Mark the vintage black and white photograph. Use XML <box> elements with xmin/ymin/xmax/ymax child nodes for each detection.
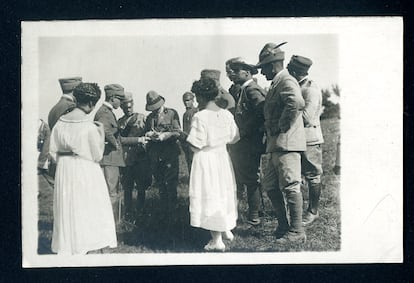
<box><xmin>21</xmin><ymin>18</ymin><xmax>402</xmax><ymax>266</ymax></box>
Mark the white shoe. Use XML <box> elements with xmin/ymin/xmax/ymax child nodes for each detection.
<box><xmin>204</xmin><ymin>240</ymin><xmax>225</xmax><ymax>252</ymax></box>
<box><xmin>222</xmin><ymin>231</ymin><xmax>234</xmax><ymax>242</ymax></box>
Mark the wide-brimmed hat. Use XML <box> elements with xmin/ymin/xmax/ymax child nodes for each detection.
<box><xmin>104</xmin><ymin>84</ymin><xmax>125</xmax><ymax>100</ymax></box>
<box><xmin>59</xmin><ymin>76</ymin><xmax>82</xmax><ymax>94</ymax></box>
<box><xmin>145</xmin><ymin>90</ymin><xmax>165</xmax><ymax>111</ymax></box>
<box><xmin>229</xmin><ymin>58</ymin><xmax>258</xmax><ymax>75</ymax></box>
<box><xmin>287</xmin><ymin>55</ymin><xmax>313</xmax><ymax>74</ymax></box>
<box><xmin>256</xmin><ymin>42</ymin><xmax>287</xmax><ymax>68</ymax></box>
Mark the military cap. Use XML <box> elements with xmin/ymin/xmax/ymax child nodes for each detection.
<box><xmin>229</xmin><ymin>58</ymin><xmax>258</xmax><ymax>75</ymax></box>
<box><xmin>225</xmin><ymin>57</ymin><xmax>243</xmax><ymax>67</ymax></box>
<box><xmin>122</xmin><ymin>91</ymin><xmax>134</xmax><ymax>104</ymax></box>
<box><xmin>104</xmin><ymin>84</ymin><xmax>125</xmax><ymax>100</ymax></box>
<box><xmin>200</xmin><ymin>69</ymin><xmax>221</xmax><ymax>81</ymax></box>
<box><xmin>59</xmin><ymin>76</ymin><xmax>82</xmax><ymax>94</ymax></box>
<box><xmin>182</xmin><ymin>91</ymin><xmax>195</xmax><ymax>101</ymax></box>
<box><xmin>256</xmin><ymin>42</ymin><xmax>287</xmax><ymax>68</ymax></box>
<box><xmin>145</xmin><ymin>90</ymin><xmax>165</xmax><ymax>111</ymax></box>
<box><xmin>287</xmin><ymin>55</ymin><xmax>313</xmax><ymax>74</ymax></box>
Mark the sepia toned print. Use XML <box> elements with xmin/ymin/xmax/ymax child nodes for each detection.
<box><xmin>22</xmin><ymin>18</ymin><xmax>402</xmax><ymax>266</ymax></box>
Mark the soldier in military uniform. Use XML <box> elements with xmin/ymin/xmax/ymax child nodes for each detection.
<box><xmin>118</xmin><ymin>92</ymin><xmax>152</xmax><ymax>219</ymax></box>
<box><xmin>48</xmin><ymin>77</ymin><xmax>82</xmax><ymax>130</ymax></box>
<box><xmin>94</xmin><ymin>84</ymin><xmax>126</xmax><ymax>220</ymax></box>
<box><xmin>287</xmin><ymin>55</ymin><xmax>324</xmax><ymax>226</ymax></box>
<box><xmin>181</xmin><ymin>91</ymin><xmax>198</xmax><ymax>174</ymax></box>
<box><xmin>200</xmin><ymin>69</ymin><xmax>236</xmax><ymax>114</ymax></box>
<box><xmin>225</xmin><ymin>57</ymin><xmax>242</xmax><ymax>103</ymax></box>
<box><xmin>37</xmin><ymin>119</ymin><xmax>51</xmax><ymax>174</ymax></box>
<box><xmin>227</xmin><ymin>58</ymin><xmax>266</xmax><ymax>225</ymax></box>
<box><xmin>256</xmin><ymin>42</ymin><xmax>307</xmax><ymax>243</ymax></box>
<box><xmin>48</xmin><ymin>76</ymin><xmax>82</xmax><ymax>177</ymax></box>
<box><xmin>144</xmin><ymin>91</ymin><xmax>181</xmax><ymax>223</ymax></box>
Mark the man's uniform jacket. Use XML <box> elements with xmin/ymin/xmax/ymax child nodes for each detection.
<box><xmin>94</xmin><ymin>103</ymin><xmax>125</xmax><ymax>167</ymax></box>
<box><xmin>48</xmin><ymin>95</ymin><xmax>76</xmax><ymax>130</ymax></box>
<box><xmin>264</xmin><ymin>69</ymin><xmax>306</xmax><ymax>153</ymax></box>
<box><xmin>300</xmin><ymin>78</ymin><xmax>324</xmax><ymax>145</ymax></box>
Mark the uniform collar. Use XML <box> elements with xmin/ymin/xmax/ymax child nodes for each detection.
<box><xmin>271</xmin><ymin>69</ymin><xmax>287</xmax><ymax>86</ymax></box>
<box><xmin>241</xmin><ymin>78</ymin><xmax>254</xmax><ymax>89</ymax></box>
<box><xmin>62</xmin><ymin>94</ymin><xmax>74</xmax><ymax>101</ymax></box>
<box><xmin>103</xmin><ymin>101</ymin><xmax>114</xmax><ymax>110</ymax></box>
<box><xmin>298</xmin><ymin>76</ymin><xmax>309</xmax><ymax>85</ymax></box>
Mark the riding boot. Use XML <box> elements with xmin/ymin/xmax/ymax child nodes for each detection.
<box><xmin>123</xmin><ymin>186</ymin><xmax>133</xmax><ymax>219</ymax></box>
<box><xmin>276</xmin><ymin>190</ymin><xmax>306</xmax><ymax>244</ymax></box>
<box><xmin>303</xmin><ymin>183</ymin><xmax>321</xmax><ymax>226</ymax></box>
<box><xmin>136</xmin><ymin>188</ymin><xmax>146</xmax><ymax>215</ymax></box>
<box><xmin>267</xmin><ymin>189</ymin><xmax>289</xmax><ymax>238</ymax></box>
<box><xmin>246</xmin><ymin>185</ymin><xmax>261</xmax><ymax>225</ymax></box>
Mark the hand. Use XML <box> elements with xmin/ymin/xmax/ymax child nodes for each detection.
<box><xmin>137</xmin><ymin>137</ymin><xmax>148</xmax><ymax>144</ymax></box>
<box><xmin>116</xmin><ymin>142</ymin><xmax>121</xmax><ymax>150</ymax></box>
<box><xmin>145</xmin><ymin>131</ymin><xmax>155</xmax><ymax>137</ymax></box>
<box><xmin>155</xmin><ymin>132</ymin><xmax>169</xmax><ymax>141</ymax></box>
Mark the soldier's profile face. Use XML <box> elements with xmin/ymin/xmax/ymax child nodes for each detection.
<box><xmin>260</xmin><ymin>63</ymin><xmax>274</xmax><ymax>80</ymax></box>
<box><xmin>226</xmin><ymin>65</ymin><xmax>237</xmax><ymax>82</ymax></box>
<box><xmin>111</xmin><ymin>97</ymin><xmax>121</xmax><ymax>109</ymax></box>
<box><xmin>121</xmin><ymin>102</ymin><xmax>134</xmax><ymax>116</ymax></box>
<box><xmin>233</xmin><ymin>69</ymin><xmax>249</xmax><ymax>84</ymax></box>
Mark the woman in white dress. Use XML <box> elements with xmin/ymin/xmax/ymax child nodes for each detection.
<box><xmin>187</xmin><ymin>78</ymin><xmax>240</xmax><ymax>252</ymax></box>
<box><xmin>50</xmin><ymin>83</ymin><xmax>117</xmax><ymax>255</ymax></box>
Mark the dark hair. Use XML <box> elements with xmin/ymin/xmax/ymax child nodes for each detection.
<box><xmin>73</xmin><ymin>83</ymin><xmax>101</xmax><ymax>105</ymax></box>
<box><xmin>191</xmin><ymin>77</ymin><xmax>218</xmax><ymax>102</ymax></box>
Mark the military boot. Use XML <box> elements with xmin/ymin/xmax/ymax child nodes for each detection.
<box><xmin>276</xmin><ymin>191</ymin><xmax>306</xmax><ymax>244</ymax></box>
<box><xmin>302</xmin><ymin>183</ymin><xmax>321</xmax><ymax>226</ymax></box>
<box><xmin>246</xmin><ymin>186</ymin><xmax>261</xmax><ymax>225</ymax></box>
<box><xmin>136</xmin><ymin>188</ymin><xmax>146</xmax><ymax>215</ymax></box>
<box><xmin>267</xmin><ymin>189</ymin><xmax>289</xmax><ymax>238</ymax></box>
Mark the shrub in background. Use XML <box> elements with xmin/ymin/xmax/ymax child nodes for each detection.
<box><xmin>321</xmin><ymin>84</ymin><xmax>341</xmax><ymax>120</ymax></box>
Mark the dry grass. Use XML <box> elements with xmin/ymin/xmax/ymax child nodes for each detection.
<box><xmin>37</xmin><ymin>117</ymin><xmax>340</xmax><ymax>254</ymax></box>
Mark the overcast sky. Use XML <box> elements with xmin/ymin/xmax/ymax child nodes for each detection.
<box><xmin>38</xmin><ymin>33</ymin><xmax>338</xmax><ymax>121</ymax></box>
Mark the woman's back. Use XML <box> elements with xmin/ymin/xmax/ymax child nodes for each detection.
<box><xmin>189</xmin><ymin>104</ymin><xmax>239</xmax><ymax>149</ymax></box>
<box><xmin>51</xmin><ymin>115</ymin><xmax>104</xmax><ymax>162</ymax></box>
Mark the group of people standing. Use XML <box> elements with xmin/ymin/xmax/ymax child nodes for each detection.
<box><xmin>37</xmin><ymin>41</ymin><xmax>326</xmax><ymax>254</ymax></box>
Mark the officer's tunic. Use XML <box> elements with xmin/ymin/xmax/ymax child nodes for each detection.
<box><xmin>37</xmin><ymin>119</ymin><xmax>51</xmax><ymax>169</ymax></box>
<box><xmin>231</xmin><ymin>79</ymin><xmax>266</xmax><ymax>186</ymax></box>
<box><xmin>261</xmin><ymin>69</ymin><xmax>306</xmax><ymax>194</ymax></box>
<box><xmin>299</xmin><ymin>77</ymin><xmax>324</xmax><ymax>183</ymax></box>
<box><xmin>144</xmin><ymin>107</ymin><xmax>181</xmax><ymax>210</ymax></box>
<box><xmin>118</xmin><ymin>112</ymin><xmax>152</xmax><ymax>213</ymax></box>
<box><xmin>48</xmin><ymin>94</ymin><xmax>76</xmax><ymax>130</ymax></box>
<box><xmin>182</xmin><ymin>106</ymin><xmax>198</xmax><ymax>172</ymax></box>
<box><xmin>94</xmin><ymin>102</ymin><xmax>125</xmax><ymax>203</ymax></box>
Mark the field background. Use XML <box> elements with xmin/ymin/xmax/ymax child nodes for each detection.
<box><xmin>38</xmin><ymin>117</ymin><xmax>340</xmax><ymax>254</ymax></box>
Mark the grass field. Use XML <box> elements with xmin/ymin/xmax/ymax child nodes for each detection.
<box><xmin>37</xmin><ymin>117</ymin><xmax>340</xmax><ymax>254</ymax></box>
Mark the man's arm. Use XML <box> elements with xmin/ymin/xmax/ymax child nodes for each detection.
<box><xmin>94</xmin><ymin>110</ymin><xmax>118</xmax><ymax>148</ymax></box>
<box><xmin>154</xmin><ymin>109</ymin><xmax>182</xmax><ymax>141</ymax></box>
<box><xmin>302</xmin><ymin>86</ymin><xmax>321</xmax><ymax>127</ymax></box>
<box><xmin>240</xmin><ymin>87</ymin><xmax>265</xmax><ymax>137</ymax></box>
<box><xmin>279</xmin><ymin>80</ymin><xmax>305</xmax><ymax>133</ymax></box>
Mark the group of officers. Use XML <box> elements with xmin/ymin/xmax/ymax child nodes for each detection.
<box><xmin>38</xmin><ymin>41</ymin><xmax>326</xmax><ymax>244</ymax></box>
